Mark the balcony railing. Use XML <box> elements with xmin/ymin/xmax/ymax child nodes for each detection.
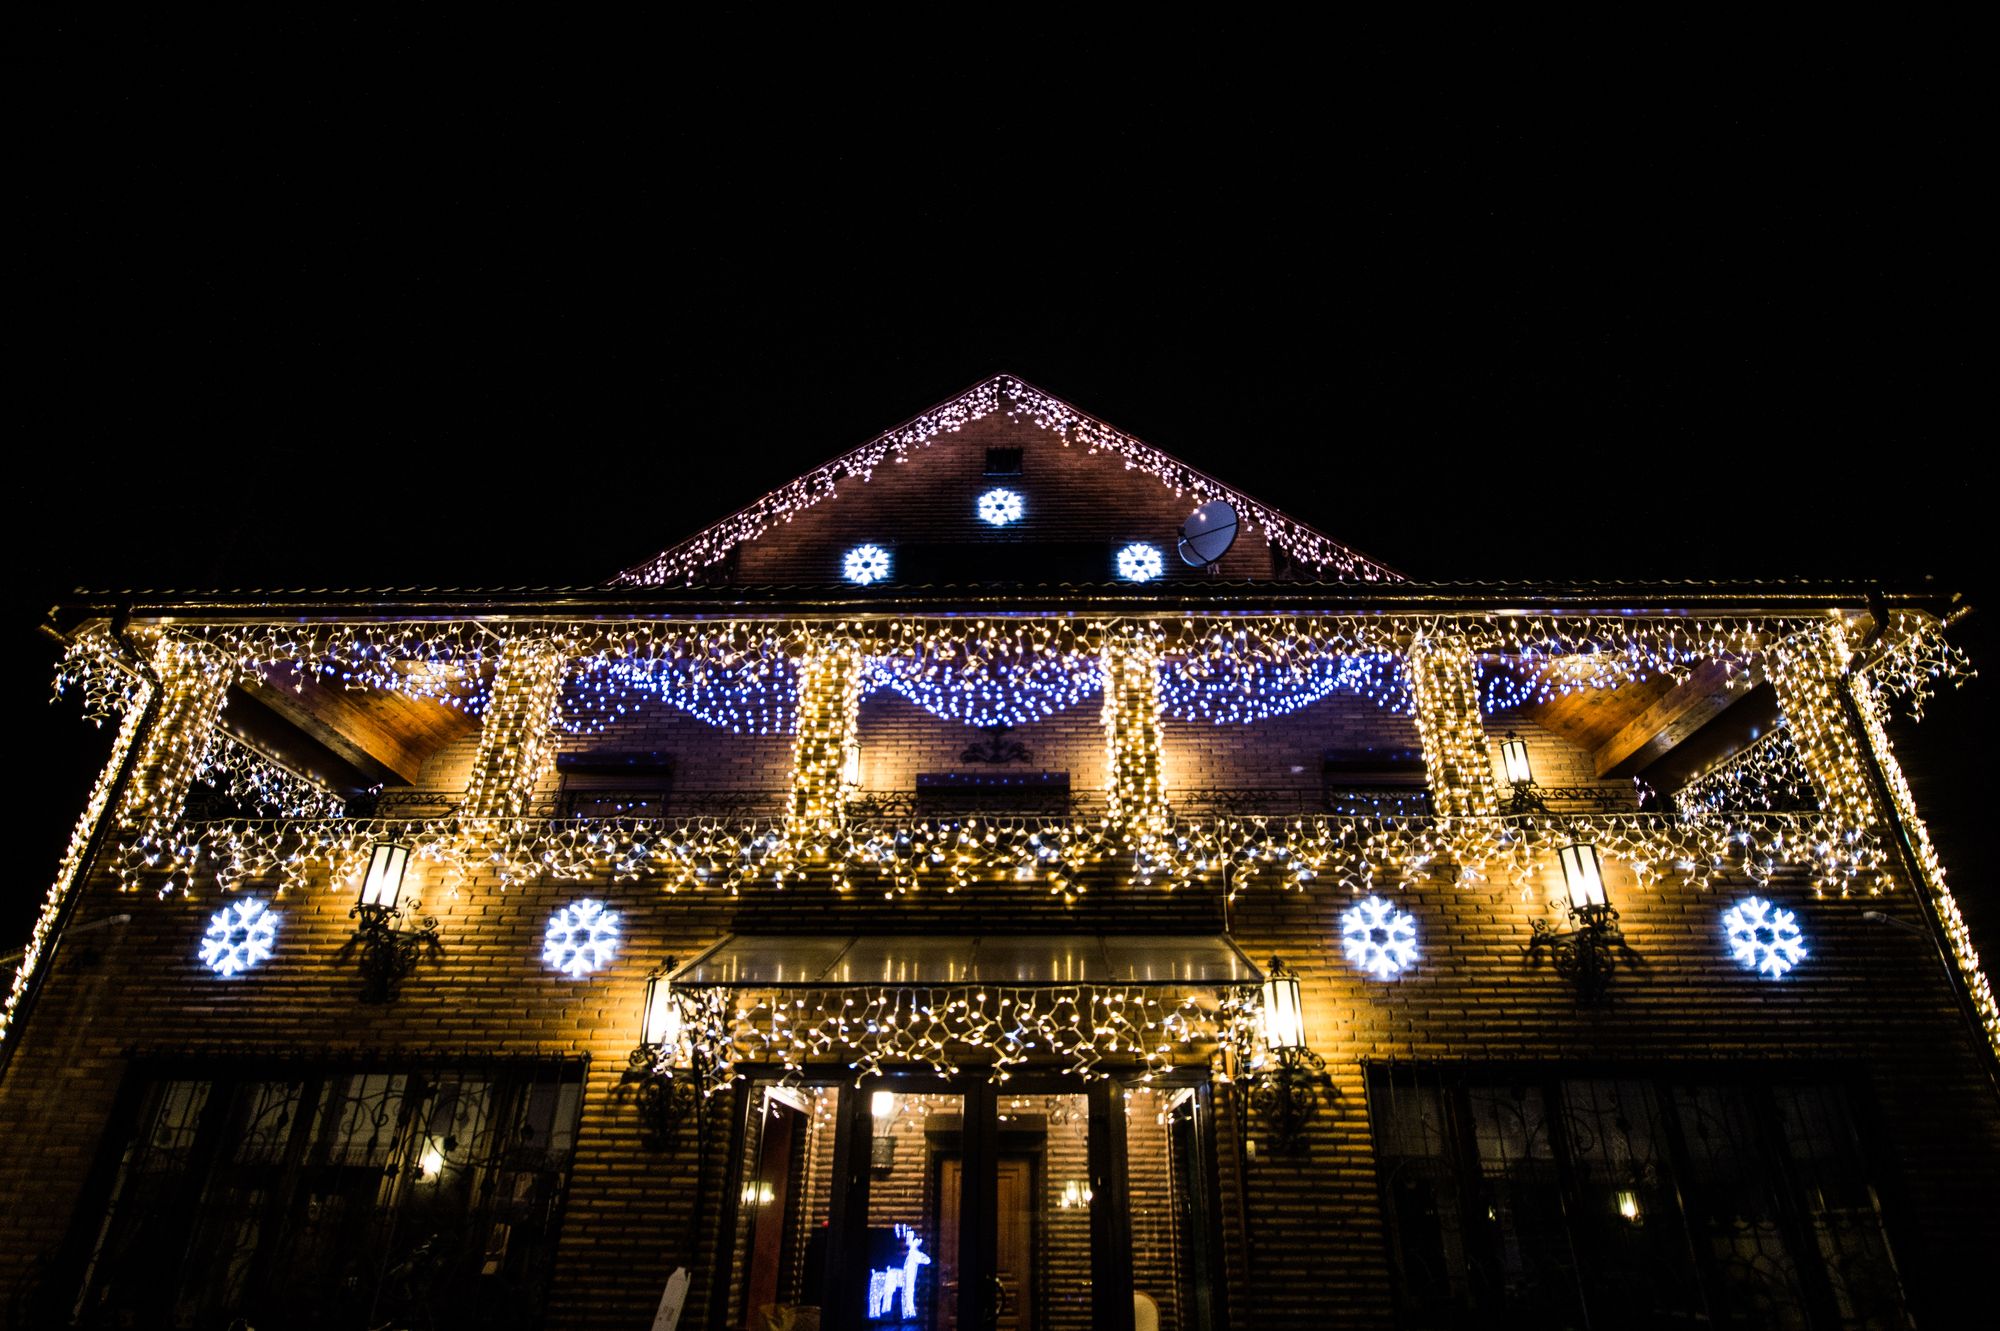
<box><xmin>294</xmin><ymin>781</ymin><xmax>1643</xmax><ymax>826</ymax></box>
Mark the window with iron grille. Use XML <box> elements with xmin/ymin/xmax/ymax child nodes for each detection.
<box><xmin>56</xmin><ymin>1056</ymin><xmax>585</xmax><ymax>1330</ymax></box>
<box><xmin>1368</xmin><ymin>1066</ymin><xmax>1912</xmax><ymax>1329</ymax></box>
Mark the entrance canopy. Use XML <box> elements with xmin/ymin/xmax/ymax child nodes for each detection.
<box><xmin>671</xmin><ymin>933</ymin><xmax>1263</xmax><ymax>988</ymax></box>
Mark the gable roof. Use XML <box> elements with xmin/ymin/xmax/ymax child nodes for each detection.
<box><xmin>610</xmin><ymin>374</ymin><xmax>1402</xmax><ymax>586</ymax></box>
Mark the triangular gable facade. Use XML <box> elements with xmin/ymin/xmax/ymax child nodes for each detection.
<box><xmin>612</xmin><ymin>375</ymin><xmax>1400</xmax><ymax>587</ymax></box>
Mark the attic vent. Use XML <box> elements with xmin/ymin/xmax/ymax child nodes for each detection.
<box><xmin>983</xmin><ymin>448</ymin><xmax>1023</xmax><ymax>476</ymax></box>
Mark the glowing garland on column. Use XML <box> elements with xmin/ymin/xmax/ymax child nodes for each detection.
<box><xmin>1849</xmin><ymin>668</ymin><xmax>2000</xmax><ymax>1055</ymax></box>
<box><xmin>463</xmin><ymin>639</ymin><xmax>567</xmax><ymax>823</ymax></box>
<box><xmin>0</xmin><ymin>688</ymin><xmax>150</xmax><ymax>1049</ymax></box>
<box><xmin>1407</xmin><ymin>635</ymin><xmax>1499</xmax><ymax>822</ymax></box>
<box><xmin>1768</xmin><ymin>623</ymin><xmax>1882</xmax><ymax>844</ymax></box>
<box><xmin>1102</xmin><ymin>634</ymin><xmax>1168</xmax><ymax>843</ymax></box>
<box><xmin>114</xmin><ymin>637</ymin><xmax>233</xmax><ymax>884</ymax></box>
<box><xmin>786</xmin><ymin>639</ymin><xmax>864</xmax><ymax>847</ymax></box>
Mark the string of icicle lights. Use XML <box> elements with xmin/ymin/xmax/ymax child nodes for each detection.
<box><xmin>610</xmin><ymin>375</ymin><xmax>1402</xmax><ymax>587</ymax></box>
<box><xmin>56</xmin><ymin>613</ymin><xmax>1862</xmax><ymax>739</ymax></box>
<box><xmin>126</xmin><ymin>807</ymin><xmax>1890</xmax><ymax>904</ymax></box>
<box><xmin>649</xmin><ymin>984</ymin><xmax>1263</xmax><ymax>1096</ymax></box>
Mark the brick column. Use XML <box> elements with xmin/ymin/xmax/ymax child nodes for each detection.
<box><xmin>784</xmin><ymin>637</ymin><xmax>863</xmax><ymax>843</ymax></box>
<box><xmin>1767</xmin><ymin>622</ymin><xmax>1881</xmax><ymax>840</ymax></box>
<box><xmin>1102</xmin><ymin>634</ymin><xmax>1168</xmax><ymax>839</ymax></box>
<box><xmin>1406</xmin><ymin>634</ymin><xmax>1498</xmax><ymax>821</ymax></box>
<box><xmin>463</xmin><ymin>638</ymin><xmax>567</xmax><ymax>823</ymax></box>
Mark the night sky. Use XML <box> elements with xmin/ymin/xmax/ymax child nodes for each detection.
<box><xmin>11</xmin><ymin>58</ymin><xmax>1990</xmax><ymax>957</ymax></box>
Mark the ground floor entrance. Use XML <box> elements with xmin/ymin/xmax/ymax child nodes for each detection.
<box><xmin>719</xmin><ymin>1070</ymin><xmax>1226</xmax><ymax>1331</ymax></box>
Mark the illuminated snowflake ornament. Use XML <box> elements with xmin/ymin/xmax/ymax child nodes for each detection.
<box><xmin>1115</xmin><ymin>542</ymin><xmax>1164</xmax><ymax>582</ymax></box>
<box><xmin>198</xmin><ymin>897</ymin><xmax>278</xmax><ymax>977</ymax></box>
<box><xmin>1341</xmin><ymin>895</ymin><xmax>1419</xmax><ymax>978</ymax></box>
<box><xmin>1722</xmin><ymin>895</ymin><xmax>1807</xmax><ymax>978</ymax></box>
<box><xmin>542</xmin><ymin>898</ymin><xmax>622</xmax><ymax>977</ymax></box>
<box><xmin>977</xmin><ymin>487</ymin><xmax>1024</xmax><ymax>526</ymax></box>
<box><xmin>843</xmin><ymin>543</ymin><xmax>892</xmax><ymax>585</ymax></box>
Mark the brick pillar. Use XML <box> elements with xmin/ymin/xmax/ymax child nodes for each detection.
<box><xmin>1406</xmin><ymin>634</ymin><xmax>1498</xmax><ymax>821</ymax></box>
<box><xmin>115</xmin><ymin>635</ymin><xmax>233</xmax><ymax>853</ymax></box>
<box><xmin>1767</xmin><ymin>622</ymin><xmax>1882</xmax><ymax>840</ymax></box>
<box><xmin>463</xmin><ymin>638</ymin><xmax>567</xmax><ymax>823</ymax></box>
<box><xmin>785</xmin><ymin>637</ymin><xmax>862</xmax><ymax>843</ymax></box>
<box><xmin>1102</xmin><ymin>635</ymin><xmax>1168</xmax><ymax>839</ymax></box>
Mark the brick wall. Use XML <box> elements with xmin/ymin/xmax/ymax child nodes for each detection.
<box><xmin>725</xmin><ymin>413</ymin><xmax>1281</xmax><ymax>587</ymax></box>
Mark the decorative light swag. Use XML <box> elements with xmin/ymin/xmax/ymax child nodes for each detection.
<box><xmin>341</xmin><ymin>840</ymin><xmax>439</xmax><ymax>1003</ymax></box>
<box><xmin>1247</xmin><ymin>957</ymin><xmax>1330</xmax><ymax>1155</ymax></box>
<box><xmin>1528</xmin><ymin>839</ymin><xmax>1632</xmax><ymax>1003</ymax></box>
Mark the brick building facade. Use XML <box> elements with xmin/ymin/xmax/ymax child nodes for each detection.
<box><xmin>2</xmin><ymin>375</ymin><xmax>1995</xmax><ymax>1329</ymax></box>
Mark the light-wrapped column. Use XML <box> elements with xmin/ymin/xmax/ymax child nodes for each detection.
<box><xmin>115</xmin><ymin>635</ymin><xmax>233</xmax><ymax>852</ymax></box>
<box><xmin>1851</xmin><ymin>662</ymin><xmax>2000</xmax><ymax>1057</ymax></box>
<box><xmin>1407</xmin><ymin>634</ymin><xmax>1498</xmax><ymax>821</ymax></box>
<box><xmin>1768</xmin><ymin>622</ymin><xmax>1881</xmax><ymax>838</ymax></box>
<box><xmin>785</xmin><ymin>638</ymin><xmax>863</xmax><ymax>843</ymax></box>
<box><xmin>1102</xmin><ymin>635</ymin><xmax>1168</xmax><ymax>840</ymax></box>
<box><xmin>2</xmin><ymin>688</ymin><xmax>151</xmax><ymax>1051</ymax></box>
<box><xmin>463</xmin><ymin>638</ymin><xmax>567</xmax><ymax>823</ymax></box>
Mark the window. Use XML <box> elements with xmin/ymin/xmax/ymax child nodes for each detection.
<box><xmin>1369</xmin><ymin>1066</ymin><xmax>1911</xmax><ymax>1329</ymax></box>
<box><xmin>60</xmin><ymin>1057</ymin><xmax>584</xmax><ymax>1330</ymax></box>
<box><xmin>983</xmin><ymin>447</ymin><xmax>1023</xmax><ymax>476</ymax></box>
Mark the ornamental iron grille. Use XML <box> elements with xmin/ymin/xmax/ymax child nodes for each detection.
<box><xmin>1367</xmin><ymin>1066</ymin><xmax>1912</xmax><ymax>1329</ymax></box>
<box><xmin>51</xmin><ymin>1057</ymin><xmax>585</xmax><ymax>1330</ymax></box>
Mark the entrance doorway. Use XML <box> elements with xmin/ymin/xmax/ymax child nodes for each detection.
<box><xmin>720</xmin><ymin>1073</ymin><xmax>1224</xmax><ymax>1331</ymax></box>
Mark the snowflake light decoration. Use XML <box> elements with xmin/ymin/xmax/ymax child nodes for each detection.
<box><xmin>1341</xmin><ymin>895</ymin><xmax>1419</xmax><ymax>978</ymax></box>
<box><xmin>1722</xmin><ymin>895</ymin><xmax>1808</xmax><ymax>978</ymax></box>
<box><xmin>1115</xmin><ymin>542</ymin><xmax>1164</xmax><ymax>582</ymax></box>
<box><xmin>843</xmin><ymin>544</ymin><xmax>892</xmax><ymax>585</ymax></box>
<box><xmin>542</xmin><ymin>898</ymin><xmax>622</xmax><ymax>977</ymax></box>
<box><xmin>198</xmin><ymin>897</ymin><xmax>278</xmax><ymax>977</ymax></box>
<box><xmin>977</xmin><ymin>487</ymin><xmax>1024</xmax><ymax>526</ymax></box>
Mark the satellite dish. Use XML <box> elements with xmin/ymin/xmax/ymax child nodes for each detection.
<box><xmin>1178</xmin><ymin>498</ymin><xmax>1239</xmax><ymax>568</ymax></box>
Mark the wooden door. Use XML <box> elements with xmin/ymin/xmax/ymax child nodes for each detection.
<box><xmin>937</xmin><ymin>1156</ymin><xmax>1035</xmax><ymax>1331</ymax></box>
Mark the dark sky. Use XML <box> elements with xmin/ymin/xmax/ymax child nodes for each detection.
<box><xmin>11</xmin><ymin>54</ymin><xmax>1990</xmax><ymax>954</ymax></box>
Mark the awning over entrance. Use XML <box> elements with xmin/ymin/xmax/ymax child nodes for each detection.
<box><xmin>671</xmin><ymin>934</ymin><xmax>1263</xmax><ymax>988</ymax></box>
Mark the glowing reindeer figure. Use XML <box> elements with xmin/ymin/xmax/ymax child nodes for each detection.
<box><xmin>865</xmin><ymin>1225</ymin><xmax>931</xmax><ymax>1321</ymax></box>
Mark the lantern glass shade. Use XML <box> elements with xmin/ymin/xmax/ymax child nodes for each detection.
<box><xmin>359</xmin><ymin>842</ymin><xmax>411</xmax><ymax>909</ymax></box>
<box><xmin>641</xmin><ymin>969</ymin><xmax>681</xmax><ymax>1051</ymax></box>
<box><xmin>842</xmin><ymin>741</ymin><xmax>862</xmax><ymax>788</ymax></box>
<box><xmin>1261</xmin><ymin>964</ymin><xmax>1306</xmax><ymax>1051</ymax></box>
<box><xmin>871</xmin><ymin>1090</ymin><xmax>897</xmax><ymax>1122</ymax></box>
<box><xmin>1558</xmin><ymin>841</ymin><xmax>1608</xmax><ymax>911</ymax></box>
<box><xmin>1500</xmin><ymin>734</ymin><xmax>1533</xmax><ymax>786</ymax></box>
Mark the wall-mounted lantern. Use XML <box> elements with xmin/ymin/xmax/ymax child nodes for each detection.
<box><xmin>624</xmin><ymin>960</ymin><xmax>698</xmax><ymax>1149</ymax></box>
<box><xmin>343</xmin><ymin>841</ymin><xmax>439</xmax><ymax>1003</ymax></box>
<box><xmin>871</xmin><ymin>1089</ymin><xmax>899</xmax><ymax>1171</ymax></box>
<box><xmin>1247</xmin><ymin>957</ymin><xmax>1331</xmax><ymax>1155</ymax></box>
<box><xmin>1500</xmin><ymin>732</ymin><xmax>1546</xmax><ymax>814</ymax></box>
<box><xmin>1528</xmin><ymin>838</ymin><xmax>1632</xmax><ymax>1002</ymax></box>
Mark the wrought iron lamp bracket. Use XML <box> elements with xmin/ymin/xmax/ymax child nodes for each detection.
<box><xmin>342</xmin><ymin>900</ymin><xmax>441</xmax><ymax>1004</ymax></box>
<box><xmin>1526</xmin><ymin>901</ymin><xmax>1634</xmax><ymax>1003</ymax></box>
<box><xmin>1248</xmin><ymin>1046</ymin><xmax>1333</xmax><ymax>1156</ymax></box>
<box><xmin>621</xmin><ymin>1046</ymin><xmax>701</xmax><ymax>1151</ymax></box>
